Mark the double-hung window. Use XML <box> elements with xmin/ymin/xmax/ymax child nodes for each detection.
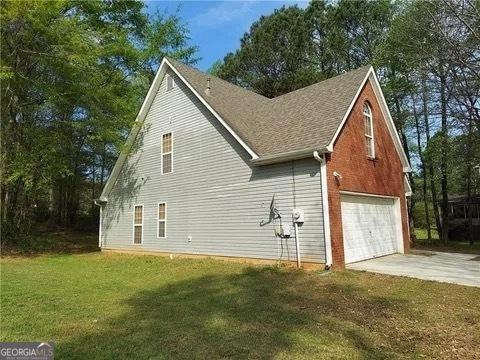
<box><xmin>133</xmin><ymin>205</ymin><xmax>143</xmax><ymax>244</ymax></box>
<box><xmin>363</xmin><ymin>102</ymin><xmax>375</xmax><ymax>158</ymax></box>
<box><xmin>157</xmin><ymin>203</ymin><xmax>166</xmax><ymax>238</ymax></box>
<box><xmin>162</xmin><ymin>132</ymin><xmax>173</xmax><ymax>174</ymax></box>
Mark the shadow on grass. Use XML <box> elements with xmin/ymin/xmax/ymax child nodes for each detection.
<box><xmin>60</xmin><ymin>267</ymin><xmax>410</xmax><ymax>359</ymax></box>
<box><xmin>2</xmin><ymin>229</ymin><xmax>99</xmax><ymax>257</ymax></box>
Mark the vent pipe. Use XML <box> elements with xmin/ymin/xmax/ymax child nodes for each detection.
<box><xmin>206</xmin><ymin>78</ymin><xmax>211</xmax><ymax>96</ymax></box>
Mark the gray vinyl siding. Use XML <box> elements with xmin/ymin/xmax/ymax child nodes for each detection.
<box><xmin>101</xmin><ymin>71</ymin><xmax>326</xmax><ymax>263</ymax></box>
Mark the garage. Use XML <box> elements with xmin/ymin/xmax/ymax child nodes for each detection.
<box><xmin>340</xmin><ymin>194</ymin><xmax>402</xmax><ymax>264</ymax></box>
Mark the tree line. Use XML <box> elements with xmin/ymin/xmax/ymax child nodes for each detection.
<box><xmin>1</xmin><ymin>0</ymin><xmax>196</xmax><ymax>243</ymax></box>
<box><xmin>1</xmin><ymin>0</ymin><xmax>479</xmax><ymax>245</ymax></box>
<box><xmin>212</xmin><ymin>0</ymin><xmax>479</xmax><ymax>244</ymax></box>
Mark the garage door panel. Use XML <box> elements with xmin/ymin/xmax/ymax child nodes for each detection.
<box><xmin>341</xmin><ymin>195</ymin><xmax>398</xmax><ymax>264</ymax></box>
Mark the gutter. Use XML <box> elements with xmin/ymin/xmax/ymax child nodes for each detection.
<box><xmin>94</xmin><ymin>197</ymin><xmax>108</xmax><ymax>206</ymax></box>
<box><xmin>251</xmin><ymin>147</ymin><xmax>331</xmax><ymax>166</ymax></box>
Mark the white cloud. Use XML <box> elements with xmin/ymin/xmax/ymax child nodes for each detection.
<box><xmin>192</xmin><ymin>1</ymin><xmax>256</xmax><ymax>27</ymax></box>
<box><xmin>192</xmin><ymin>0</ymin><xmax>310</xmax><ymax>29</ymax></box>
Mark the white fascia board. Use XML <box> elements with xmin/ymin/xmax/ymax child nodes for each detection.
<box><xmin>99</xmin><ymin>120</ymin><xmax>144</xmax><ymax>200</ymax></box>
<box><xmin>326</xmin><ymin>67</ymin><xmax>411</xmax><ymax>173</ymax></box>
<box><xmin>327</xmin><ymin>67</ymin><xmax>372</xmax><ymax>154</ymax></box>
<box><xmin>99</xmin><ymin>59</ymin><xmax>169</xmax><ymax>200</ymax></box>
<box><xmin>404</xmin><ymin>174</ymin><xmax>413</xmax><ymax>196</ymax></box>
<box><xmin>369</xmin><ymin>70</ymin><xmax>411</xmax><ymax>173</ymax></box>
<box><xmin>100</xmin><ymin>58</ymin><xmax>259</xmax><ymax>201</ymax></box>
<box><xmin>164</xmin><ymin>58</ymin><xmax>259</xmax><ymax>160</ymax></box>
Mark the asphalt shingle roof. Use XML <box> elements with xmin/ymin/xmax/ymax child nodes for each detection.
<box><xmin>167</xmin><ymin>57</ymin><xmax>371</xmax><ymax>158</ymax></box>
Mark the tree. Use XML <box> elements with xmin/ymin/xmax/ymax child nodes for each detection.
<box><xmin>207</xmin><ymin>60</ymin><xmax>223</xmax><ymax>76</ymax></box>
<box><xmin>0</xmin><ymin>0</ymin><xmax>197</xmax><ymax>242</ymax></box>
<box><xmin>215</xmin><ymin>0</ymin><xmax>479</xmax><ymax>244</ymax></box>
<box><xmin>323</xmin><ymin>0</ymin><xmax>396</xmax><ymax>72</ymax></box>
<box><xmin>381</xmin><ymin>0</ymin><xmax>480</xmax><ymax>243</ymax></box>
<box><xmin>216</xmin><ymin>6</ymin><xmax>319</xmax><ymax>98</ymax></box>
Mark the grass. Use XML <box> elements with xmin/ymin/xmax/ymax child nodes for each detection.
<box><xmin>1</xmin><ymin>251</ymin><xmax>479</xmax><ymax>359</ymax></box>
<box><xmin>414</xmin><ymin>228</ymin><xmax>480</xmax><ymax>254</ymax></box>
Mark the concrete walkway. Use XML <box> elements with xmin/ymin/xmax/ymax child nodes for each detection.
<box><xmin>347</xmin><ymin>250</ymin><xmax>480</xmax><ymax>287</ymax></box>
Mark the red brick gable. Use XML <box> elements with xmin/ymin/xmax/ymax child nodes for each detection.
<box><xmin>326</xmin><ymin>80</ymin><xmax>410</xmax><ymax>268</ymax></box>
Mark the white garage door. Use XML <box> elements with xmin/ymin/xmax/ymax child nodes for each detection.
<box><xmin>341</xmin><ymin>194</ymin><xmax>399</xmax><ymax>264</ymax></box>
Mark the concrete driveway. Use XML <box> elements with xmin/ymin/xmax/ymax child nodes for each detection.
<box><xmin>347</xmin><ymin>250</ymin><xmax>480</xmax><ymax>287</ymax></box>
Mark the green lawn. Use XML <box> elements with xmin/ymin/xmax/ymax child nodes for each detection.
<box><xmin>414</xmin><ymin>228</ymin><xmax>480</xmax><ymax>254</ymax></box>
<box><xmin>1</xmin><ymin>253</ymin><xmax>479</xmax><ymax>359</ymax></box>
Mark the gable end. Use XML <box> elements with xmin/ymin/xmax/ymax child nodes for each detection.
<box><xmin>98</xmin><ymin>59</ymin><xmax>259</xmax><ymax>201</ymax></box>
<box><xmin>327</xmin><ymin>68</ymin><xmax>411</xmax><ymax>173</ymax></box>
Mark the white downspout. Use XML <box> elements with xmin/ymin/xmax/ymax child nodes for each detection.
<box><xmin>94</xmin><ymin>199</ymin><xmax>105</xmax><ymax>248</ymax></box>
<box><xmin>313</xmin><ymin>151</ymin><xmax>333</xmax><ymax>269</ymax></box>
<box><xmin>98</xmin><ymin>206</ymin><xmax>102</xmax><ymax>248</ymax></box>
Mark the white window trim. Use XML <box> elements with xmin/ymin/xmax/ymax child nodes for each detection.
<box><xmin>161</xmin><ymin>132</ymin><xmax>173</xmax><ymax>175</ymax></box>
<box><xmin>363</xmin><ymin>102</ymin><xmax>375</xmax><ymax>159</ymax></box>
<box><xmin>132</xmin><ymin>204</ymin><xmax>144</xmax><ymax>245</ymax></box>
<box><xmin>166</xmin><ymin>73</ymin><xmax>175</xmax><ymax>91</ymax></box>
<box><xmin>157</xmin><ymin>202</ymin><xmax>167</xmax><ymax>238</ymax></box>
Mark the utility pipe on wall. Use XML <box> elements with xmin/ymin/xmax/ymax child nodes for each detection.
<box><xmin>294</xmin><ymin>221</ymin><xmax>301</xmax><ymax>268</ymax></box>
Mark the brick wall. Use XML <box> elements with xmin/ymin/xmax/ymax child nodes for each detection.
<box><xmin>326</xmin><ymin>80</ymin><xmax>410</xmax><ymax>269</ymax></box>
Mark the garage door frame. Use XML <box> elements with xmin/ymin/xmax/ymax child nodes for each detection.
<box><xmin>339</xmin><ymin>190</ymin><xmax>404</xmax><ymax>264</ymax></box>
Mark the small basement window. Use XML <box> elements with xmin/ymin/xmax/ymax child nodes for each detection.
<box><xmin>162</xmin><ymin>132</ymin><xmax>173</xmax><ymax>174</ymax></box>
<box><xmin>363</xmin><ymin>102</ymin><xmax>375</xmax><ymax>158</ymax></box>
<box><xmin>157</xmin><ymin>203</ymin><xmax>166</xmax><ymax>238</ymax></box>
<box><xmin>133</xmin><ymin>205</ymin><xmax>143</xmax><ymax>244</ymax></box>
<box><xmin>166</xmin><ymin>74</ymin><xmax>175</xmax><ymax>91</ymax></box>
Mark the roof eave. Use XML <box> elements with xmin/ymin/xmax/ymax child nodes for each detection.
<box><xmin>251</xmin><ymin>147</ymin><xmax>331</xmax><ymax>166</ymax></box>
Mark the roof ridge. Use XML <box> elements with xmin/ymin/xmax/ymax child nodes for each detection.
<box><xmin>272</xmin><ymin>65</ymin><xmax>372</xmax><ymax>101</ymax></box>
<box><xmin>165</xmin><ymin>57</ymin><xmax>270</xmax><ymax>101</ymax></box>
<box><xmin>166</xmin><ymin>57</ymin><xmax>372</xmax><ymax>102</ymax></box>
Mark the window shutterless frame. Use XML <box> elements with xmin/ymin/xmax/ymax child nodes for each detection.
<box><xmin>161</xmin><ymin>132</ymin><xmax>173</xmax><ymax>174</ymax></box>
<box><xmin>157</xmin><ymin>202</ymin><xmax>167</xmax><ymax>238</ymax></box>
<box><xmin>363</xmin><ymin>102</ymin><xmax>375</xmax><ymax>159</ymax></box>
<box><xmin>133</xmin><ymin>204</ymin><xmax>144</xmax><ymax>245</ymax></box>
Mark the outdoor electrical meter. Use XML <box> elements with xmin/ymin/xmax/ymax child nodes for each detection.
<box><xmin>292</xmin><ymin>209</ymin><xmax>305</xmax><ymax>223</ymax></box>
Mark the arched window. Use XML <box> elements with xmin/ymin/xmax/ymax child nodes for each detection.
<box><xmin>363</xmin><ymin>102</ymin><xmax>375</xmax><ymax>158</ymax></box>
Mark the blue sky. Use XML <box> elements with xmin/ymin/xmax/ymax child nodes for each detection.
<box><xmin>145</xmin><ymin>1</ymin><xmax>308</xmax><ymax>71</ymax></box>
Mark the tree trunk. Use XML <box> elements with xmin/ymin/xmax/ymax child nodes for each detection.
<box><xmin>466</xmin><ymin>113</ymin><xmax>474</xmax><ymax>246</ymax></box>
<box><xmin>91</xmin><ymin>164</ymin><xmax>96</xmax><ymax>218</ymax></box>
<box><xmin>438</xmin><ymin>64</ymin><xmax>449</xmax><ymax>244</ymax></box>
<box><xmin>100</xmin><ymin>143</ymin><xmax>106</xmax><ymax>188</ymax></box>
<box><xmin>411</xmin><ymin>94</ymin><xmax>432</xmax><ymax>242</ymax></box>
<box><xmin>422</xmin><ymin>77</ymin><xmax>442</xmax><ymax>240</ymax></box>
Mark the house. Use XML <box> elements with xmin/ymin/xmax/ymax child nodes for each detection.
<box><xmin>95</xmin><ymin>57</ymin><xmax>411</xmax><ymax>269</ymax></box>
<box><xmin>441</xmin><ymin>195</ymin><xmax>480</xmax><ymax>241</ymax></box>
